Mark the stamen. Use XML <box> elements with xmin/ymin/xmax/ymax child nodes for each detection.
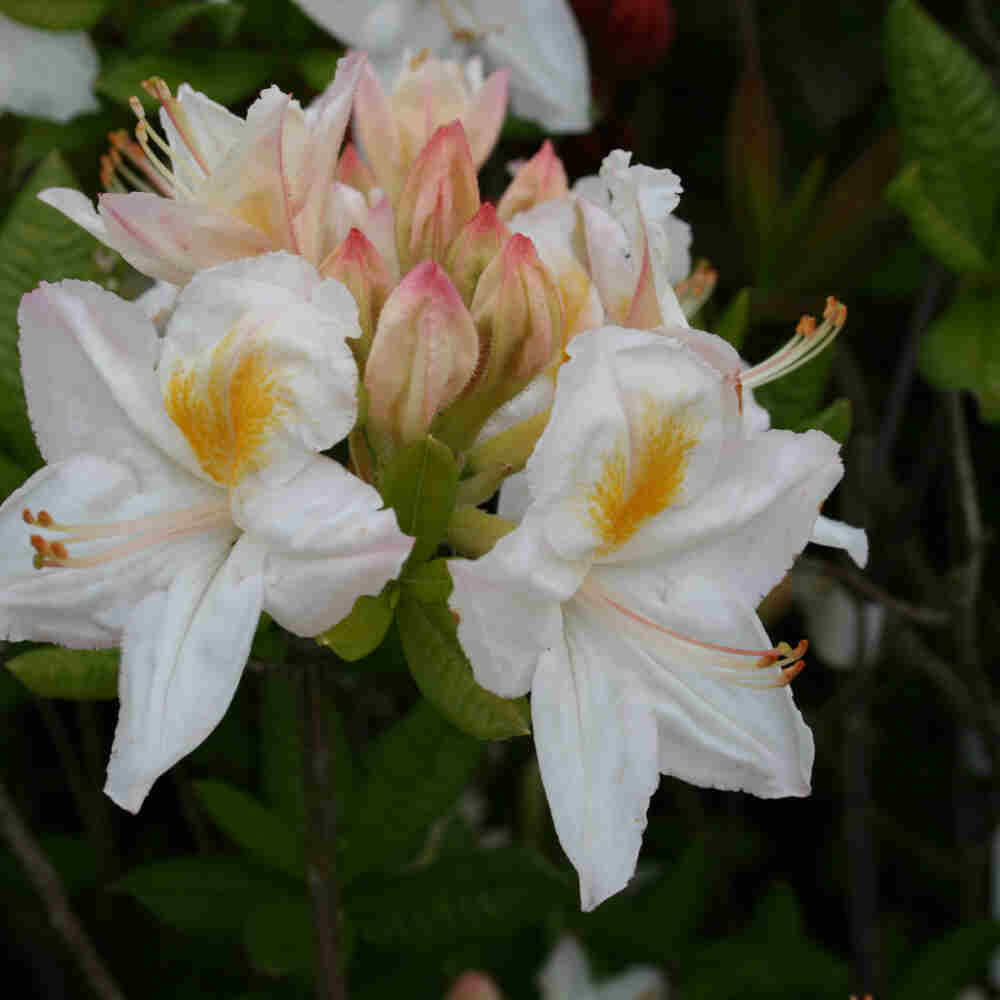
<box><xmin>23</xmin><ymin>501</ymin><xmax>230</xmax><ymax>571</ymax></box>
<box><xmin>674</xmin><ymin>260</ymin><xmax>718</xmax><ymax>320</ymax></box>
<box><xmin>435</xmin><ymin>0</ymin><xmax>503</xmax><ymax>40</ymax></box>
<box><xmin>739</xmin><ymin>297</ymin><xmax>847</xmax><ymax>390</ymax></box>
<box><xmin>105</xmin><ymin>130</ymin><xmax>173</xmax><ymax>195</ymax></box>
<box><xmin>577</xmin><ymin>576</ymin><xmax>808</xmax><ymax>688</ymax></box>
<box><xmin>141</xmin><ymin>77</ymin><xmax>211</xmax><ymax>177</ymax></box>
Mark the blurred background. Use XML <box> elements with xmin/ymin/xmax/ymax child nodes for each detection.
<box><xmin>1</xmin><ymin>0</ymin><xmax>999</xmax><ymax>997</ymax></box>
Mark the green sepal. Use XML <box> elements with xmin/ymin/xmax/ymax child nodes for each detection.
<box><xmin>397</xmin><ymin>564</ymin><xmax>531</xmax><ymax>740</ymax></box>
<box><xmin>380</xmin><ymin>434</ymin><xmax>460</xmax><ymax>566</ymax></box>
<box><xmin>6</xmin><ymin>647</ymin><xmax>118</xmax><ymax>700</ymax></box>
<box><xmin>317</xmin><ymin>589</ymin><xmax>396</xmax><ymax>662</ymax></box>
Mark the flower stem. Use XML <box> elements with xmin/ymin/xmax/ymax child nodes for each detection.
<box><xmin>300</xmin><ymin>660</ymin><xmax>346</xmax><ymax>1000</ymax></box>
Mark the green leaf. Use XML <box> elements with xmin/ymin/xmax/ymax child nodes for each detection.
<box><xmin>380</xmin><ymin>435</ymin><xmax>460</xmax><ymax>565</ymax></box>
<box><xmin>298</xmin><ymin>49</ymin><xmax>346</xmax><ymax>92</ymax></box>
<box><xmin>887</xmin><ymin>0</ymin><xmax>1000</xmax><ymax>257</ymax></box>
<box><xmin>12</xmin><ymin>111</ymin><xmax>119</xmax><ymax>178</ymax></box>
<box><xmin>344</xmin><ymin>848</ymin><xmax>572</xmax><ymax>954</ymax></box>
<box><xmin>918</xmin><ymin>287</ymin><xmax>1000</xmax><ymax>420</ymax></box>
<box><xmin>115</xmin><ymin>857</ymin><xmax>301</xmax><ymax>936</ymax></box>
<box><xmin>792</xmin><ymin>397</ymin><xmax>852</xmax><ymax>443</ymax></box>
<box><xmin>397</xmin><ymin>573</ymin><xmax>531</xmax><ymax>740</ymax></box>
<box><xmin>0</xmin><ymin>0</ymin><xmax>107</xmax><ymax>30</ymax></box>
<box><xmin>130</xmin><ymin>1</ymin><xmax>245</xmax><ymax>49</ymax></box>
<box><xmin>258</xmin><ymin>668</ymin><xmax>304</xmax><ymax>834</ymax></box>
<box><xmin>341</xmin><ymin>700</ymin><xmax>481</xmax><ymax>883</ymax></box>
<box><xmin>98</xmin><ymin>51</ymin><xmax>287</xmax><ymax>110</ymax></box>
<box><xmin>191</xmin><ymin>780</ymin><xmax>304</xmax><ymax>880</ymax></box>
<box><xmin>753</xmin><ymin>343</ymin><xmax>835</xmax><ymax>430</ymax></box>
<box><xmin>0</xmin><ymin>153</ymin><xmax>103</xmax><ymax>468</ymax></box>
<box><xmin>400</xmin><ymin>558</ymin><xmax>453</xmax><ymax>605</ymax></box>
<box><xmin>6</xmin><ymin>647</ymin><xmax>118</xmax><ymax>700</ymax></box>
<box><xmin>714</xmin><ymin>288</ymin><xmax>752</xmax><ymax>350</ymax></box>
<box><xmin>886</xmin><ymin>162</ymin><xmax>991</xmax><ymax>273</ymax></box>
<box><xmin>317</xmin><ymin>590</ymin><xmax>395</xmax><ymax>662</ymax></box>
<box><xmin>243</xmin><ymin>900</ymin><xmax>314</xmax><ymax>977</ymax></box>
<box><xmin>890</xmin><ymin>921</ymin><xmax>1000</xmax><ymax>1000</ymax></box>
<box><xmin>0</xmin><ymin>451</ymin><xmax>27</xmax><ymax>502</ymax></box>
<box><xmin>250</xmin><ymin>612</ymin><xmax>288</xmax><ymax>665</ymax></box>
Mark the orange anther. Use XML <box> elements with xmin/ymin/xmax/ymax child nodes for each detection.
<box><xmin>30</xmin><ymin>535</ymin><xmax>48</xmax><ymax>554</ymax></box>
<box><xmin>37</xmin><ymin>510</ymin><xmax>53</xmax><ymax>527</ymax></box>
<box><xmin>780</xmin><ymin>660</ymin><xmax>806</xmax><ymax>684</ymax></box>
<box><xmin>22</xmin><ymin>509</ymin><xmax>34</xmax><ymax>524</ymax></box>
<box><xmin>50</xmin><ymin>541</ymin><xmax>68</xmax><ymax>560</ymax></box>
<box><xmin>796</xmin><ymin>315</ymin><xmax>817</xmax><ymax>336</ymax></box>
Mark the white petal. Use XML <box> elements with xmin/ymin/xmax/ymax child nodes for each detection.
<box><xmin>37</xmin><ymin>188</ymin><xmax>108</xmax><ymax>242</ymax></box>
<box><xmin>810</xmin><ymin>513</ymin><xmax>868</xmax><ymax>568</ymax></box>
<box><xmin>595</xmin><ymin>968</ymin><xmax>666</xmax><ymax>1000</ymax></box>
<box><xmin>533</xmin><ymin>608</ymin><xmax>659</xmax><ymax>910</ymax></box>
<box><xmin>18</xmin><ymin>280</ymin><xmax>196</xmax><ymax>473</ymax></box>
<box><xmin>234</xmin><ymin>457</ymin><xmax>411</xmax><ymax>636</ymax></box>
<box><xmin>105</xmin><ymin>533</ymin><xmax>263</xmax><ymax>812</ymax></box>
<box><xmin>538</xmin><ymin>937</ymin><xmax>594</xmax><ymax>999</ymax></box>
<box><xmin>496</xmin><ymin>468</ymin><xmax>532</xmax><ymax>521</ymax></box>
<box><xmin>165</xmin><ymin>84</ymin><xmax>245</xmax><ymax>185</ymax></box>
<box><xmin>476</xmin><ymin>373</ymin><xmax>554</xmax><ymax>445</ymax></box>
<box><xmin>0</xmin><ymin>454</ymin><xmax>223</xmax><ymax>647</ymax></box>
<box><xmin>0</xmin><ymin>15</ymin><xmax>98</xmax><ymax>122</ymax></box>
<box><xmin>133</xmin><ymin>281</ymin><xmax>178</xmax><ymax>331</ymax></box>
<box><xmin>588</xmin><ymin>567</ymin><xmax>814</xmax><ymax>798</ymax></box>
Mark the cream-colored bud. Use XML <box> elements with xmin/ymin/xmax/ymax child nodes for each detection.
<box><xmin>335</xmin><ymin>142</ymin><xmax>377</xmax><ymax>198</ymax></box>
<box><xmin>395</xmin><ymin>121</ymin><xmax>481</xmax><ymax>275</ymax></box>
<box><xmin>364</xmin><ymin>261</ymin><xmax>479</xmax><ymax>449</ymax></box>
<box><xmin>496</xmin><ymin>140</ymin><xmax>569</xmax><ymax>221</ymax></box>
<box><xmin>443</xmin><ymin>202</ymin><xmax>510</xmax><ymax>307</ymax></box>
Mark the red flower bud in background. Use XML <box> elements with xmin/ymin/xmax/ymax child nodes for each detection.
<box><xmin>571</xmin><ymin>0</ymin><xmax>675</xmax><ymax>78</ymax></box>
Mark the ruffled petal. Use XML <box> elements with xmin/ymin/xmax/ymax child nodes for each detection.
<box><xmin>585</xmin><ymin>566</ymin><xmax>814</xmax><ymax>798</ymax></box>
<box><xmin>0</xmin><ymin>454</ymin><xmax>224</xmax><ymax>648</ymax></box>
<box><xmin>18</xmin><ymin>279</ymin><xmax>195</xmax><ymax>473</ymax></box>
<box><xmin>105</xmin><ymin>533</ymin><xmax>263</xmax><ymax>812</ymax></box>
<box><xmin>533</xmin><ymin>606</ymin><xmax>659</xmax><ymax>910</ymax></box>
<box><xmin>233</xmin><ymin>457</ymin><xmax>411</xmax><ymax>636</ymax></box>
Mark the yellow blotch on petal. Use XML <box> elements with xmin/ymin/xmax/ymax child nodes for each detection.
<box><xmin>165</xmin><ymin>329</ymin><xmax>289</xmax><ymax>488</ymax></box>
<box><xmin>557</xmin><ymin>265</ymin><xmax>592</xmax><ymax>362</ymax></box>
<box><xmin>588</xmin><ymin>397</ymin><xmax>699</xmax><ymax>555</ymax></box>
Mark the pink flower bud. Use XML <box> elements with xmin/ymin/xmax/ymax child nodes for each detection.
<box><xmin>365</xmin><ymin>261</ymin><xmax>479</xmax><ymax>446</ymax></box>
<box><xmin>335</xmin><ymin>143</ymin><xmax>377</xmax><ymax>198</ymax></box>
<box><xmin>319</xmin><ymin>228</ymin><xmax>392</xmax><ymax>359</ymax></box>
<box><xmin>496</xmin><ymin>141</ymin><xmax>570</xmax><ymax>222</ymax></box>
<box><xmin>444</xmin><ymin>971</ymin><xmax>504</xmax><ymax>1000</ymax></box>
<box><xmin>395</xmin><ymin>121</ymin><xmax>481</xmax><ymax>275</ymax></box>
<box><xmin>471</xmin><ymin>234</ymin><xmax>563</xmax><ymax>393</ymax></box>
<box><xmin>444</xmin><ymin>202</ymin><xmax>510</xmax><ymax>306</ymax></box>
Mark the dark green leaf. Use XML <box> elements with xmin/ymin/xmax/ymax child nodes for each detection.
<box><xmin>345</xmin><ymin>848</ymin><xmax>572</xmax><ymax>954</ymax></box>
<box><xmin>98</xmin><ymin>51</ymin><xmax>286</xmax><ymax>110</ymax></box>
<box><xmin>243</xmin><ymin>900</ymin><xmax>314</xmax><ymax>976</ymax></box>
<box><xmin>341</xmin><ymin>701</ymin><xmax>481</xmax><ymax>883</ymax></box>
<box><xmin>887</xmin><ymin>0</ymin><xmax>1000</xmax><ymax>256</ymax></box>
<box><xmin>0</xmin><ymin>153</ymin><xmax>103</xmax><ymax>468</ymax></box>
<box><xmin>792</xmin><ymin>397</ymin><xmax>852</xmax><ymax>443</ymax></box>
<box><xmin>890</xmin><ymin>920</ymin><xmax>1000</xmax><ymax>1000</ymax></box>
<box><xmin>886</xmin><ymin>162</ymin><xmax>991</xmax><ymax>273</ymax></box>
<box><xmin>397</xmin><ymin>579</ymin><xmax>531</xmax><ymax>740</ymax></box>
<box><xmin>250</xmin><ymin>613</ymin><xmax>288</xmax><ymax>665</ymax></box>
<box><xmin>0</xmin><ymin>451</ymin><xmax>27</xmax><ymax>501</ymax></box>
<box><xmin>380</xmin><ymin>435</ymin><xmax>460</xmax><ymax>565</ymax></box>
<box><xmin>0</xmin><ymin>834</ymin><xmax>99</xmax><ymax>897</ymax></box>
<box><xmin>258</xmin><ymin>667</ymin><xmax>304</xmax><ymax>834</ymax></box>
<box><xmin>115</xmin><ymin>856</ymin><xmax>302</xmax><ymax>936</ymax></box>
<box><xmin>317</xmin><ymin>590</ymin><xmax>395</xmax><ymax>662</ymax></box>
<box><xmin>12</xmin><ymin>111</ymin><xmax>119</xmax><ymax>178</ymax></box>
<box><xmin>130</xmin><ymin>1</ymin><xmax>245</xmax><ymax>49</ymax></box>
<box><xmin>0</xmin><ymin>0</ymin><xmax>107</xmax><ymax>30</ymax></box>
<box><xmin>714</xmin><ymin>288</ymin><xmax>751</xmax><ymax>350</ymax></box>
<box><xmin>919</xmin><ymin>287</ymin><xmax>1000</xmax><ymax>420</ymax></box>
<box><xmin>6</xmin><ymin>647</ymin><xmax>118</xmax><ymax>700</ymax></box>
<box><xmin>298</xmin><ymin>49</ymin><xmax>346</xmax><ymax>92</ymax></box>
<box><xmin>191</xmin><ymin>780</ymin><xmax>304</xmax><ymax>880</ymax></box>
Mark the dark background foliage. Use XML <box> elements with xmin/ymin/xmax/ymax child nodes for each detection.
<box><xmin>1</xmin><ymin>0</ymin><xmax>1000</xmax><ymax>997</ymax></box>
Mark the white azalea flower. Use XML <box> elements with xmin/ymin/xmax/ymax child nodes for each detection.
<box><xmin>540</xmin><ymin>936</ymin><xmax>666</xmax><ymax>1000</ymax></box>
<box><xmin>0</xmin><ymin>13</ymin><xmax>98</xmax><ymax>122</ymax></box>
<box><xmin>2</xmin><ymin>253</ymin><xmax>412</xmax><ymax>811</ymax></box>
<box><xmin>451</xmin><ymin>326</ymin><xmax>845</xmax><ymax>909</ymax></box>
<box><xmin>39</xmin><ymin>53</ymin><xmax>365</xmax><ymax>285</ymax></box>
<box><xmin>290</xmin><ymin>0</ymin><xmax>591</xmax><ymax>132</ymax></box>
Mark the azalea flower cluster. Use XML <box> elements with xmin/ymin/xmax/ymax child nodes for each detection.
<box><xmin>5</xmin><ymin>40</ymin><xmax>863</xmax><ymax>911</ymax></box>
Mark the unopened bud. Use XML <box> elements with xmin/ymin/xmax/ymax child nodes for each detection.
<box><xmin>443</xmin><ymin>202</ymin><xmax>510</xmax><ymax>306</ymax></box>
<box><xmin>335</xmin><ymin>143</ymin><xmax>377</xmax><ymax>198</ymax></box>
<box><xmin>365</xmin><ymin>261</ymin><xmax>479</xmax><ymax>449</ymax></box>
<box><xmin>319</xmin><ymin>228</ymin><xmax>392</xmax><ymax>362</ymax></box>
<box><xmin>496</xmin><ymin>140</ymin><xmax>569</xmax><ymax>221</ymax></box>
<box><xmin>444</xmin><ymin>971</ymin><xmax>505</xmax><ymax>1000</ymax></box>
<box><xmin>395</xmin><ymin>121</ymin><xmax>481</xmax><ymax>275</ymax></box>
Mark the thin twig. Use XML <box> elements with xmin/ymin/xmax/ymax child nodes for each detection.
<box><xmin>876</xmin><ymin>265</ymin><xmax>946</xmax><ymax>472</ymax></box>
<box><xmin>300</xmin><ymin>662</ymin><xmax>345</xmax><ymax>1000</ymax></box>
<box><xmin>0</xmin><ymin>775</ymin><xmax>127</xmax><ymax>1000</ymax></box>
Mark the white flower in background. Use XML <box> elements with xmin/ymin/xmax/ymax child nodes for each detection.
<box><xmin>1</xmin><ymin>253</ymin><xmax>412</xmax><ymax>811</ymax></box>
<box><xmin>451</xmin><ymin>326</ymin><xmax>846</xmax><ymax>909</ymax></box>
<box><xmin>0</xmin><ymin>13</ymin><xmax>99</xmax><ymax>122</ymax></box>
<box><xmin>539</xmin><ymin>936</ymin><xmax>666</xmax><ymax>1000</ymax></box>
<box><xmin>290</xmin><ymin>0</ymin><xmax>591</xmax><ymax>132</ymax></box>
<box><xmin>39</xmin><ymin>54</ymin><xmax>365</xmax><ymax>285</ymax></box>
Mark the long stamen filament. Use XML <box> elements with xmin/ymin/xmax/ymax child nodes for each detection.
<box><xmin>141</xmin><ymin>77</ymin><xmax>211</xmax><ymax>177</ymax></box>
